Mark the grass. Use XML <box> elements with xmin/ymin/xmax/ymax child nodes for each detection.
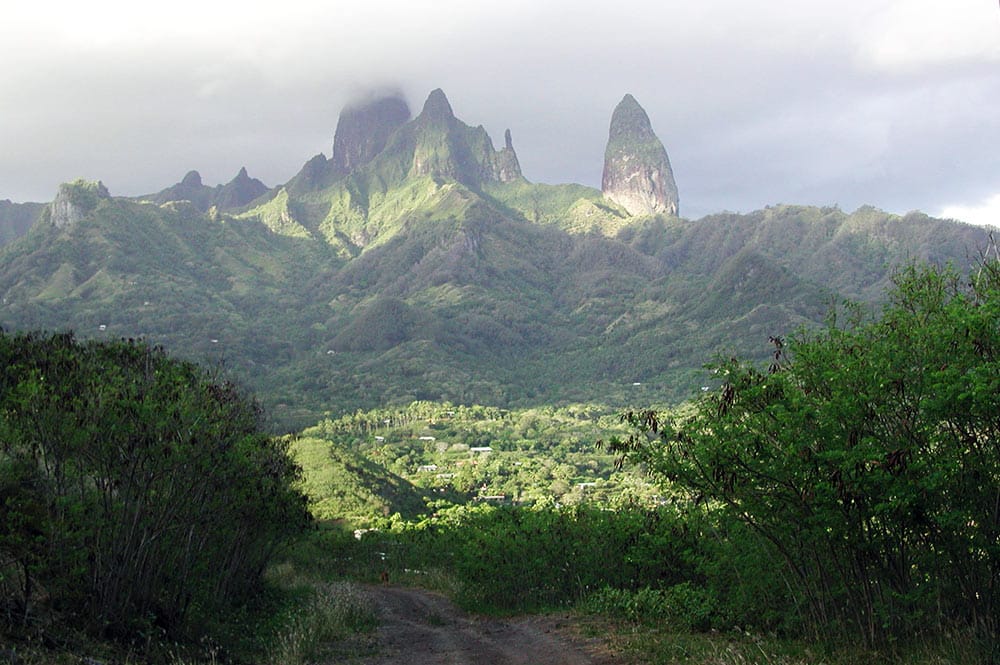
<box><xmin>256</xmin><ymin>532</ymin><xmax>382</xmax><ymax>664</ymax></box>
<box><xmin>268</xmin><ymin>581</ymin><xmax>377</xmax><ymax>665</ymax></box>
<box><xmin>571</xmin><ymin>615</ymin><xmax>993</xmax><ymax>665</ymax></box>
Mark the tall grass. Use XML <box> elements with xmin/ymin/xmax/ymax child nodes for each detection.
<box><xmin>581</xmin><ymin>613</ymin><xmax>994</xmax><ymax>665</ymax></box>
<box><xmin>268</xmin><ymin>582</ymin><xmax>376</xmax><ymax>665</ymax></box>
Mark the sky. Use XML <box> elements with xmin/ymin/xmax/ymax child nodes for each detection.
<box><xmin>1</xmin><ymin>1</ymin><xmax>998</xmax><ymax>225</ymax></box>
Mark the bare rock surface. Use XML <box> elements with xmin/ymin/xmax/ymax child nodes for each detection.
<box><xmin>601</xmin><ymin>94</ymin><xmax>678</xmax><ymax>217</ymax></box>
<box><xmin>332</xmin><ymin>95</ymin><xmax>412</xmax><ymax>174</ymax></box>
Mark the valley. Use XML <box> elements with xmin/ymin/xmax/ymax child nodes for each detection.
<box><xmin>0</xmin><ymin>88</ymin><xmax>997</xmax><ymax>665</ymax></box>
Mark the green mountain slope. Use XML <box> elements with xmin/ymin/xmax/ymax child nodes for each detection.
<box><xmin>290</xmin><ymin>434</ymin><xmax>427</xmax><ymax>521</ymax></box>
<box><xmin>0</xmin><ymin>199</ymin><xmax>43</xmax><ymax>247</ymax></box>
<box><xmin>0</xmin><ymin>91</ymin><xmax>993</xmax><ymax>429</ymax></box>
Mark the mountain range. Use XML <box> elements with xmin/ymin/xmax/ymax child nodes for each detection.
<box><xmin>0</xmin><ymin>89</ymin><xmax>992</xmax><ymax>430</ymax></box>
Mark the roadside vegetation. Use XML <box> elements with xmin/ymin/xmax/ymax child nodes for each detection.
<box><xmin>2</xmin><ymin>258</ymin><xmax>997</xmax><ymax>664</ymax></box>
<box><xmin>298</xmin><ymin>258</ymin><xmax>999</xmax><ymax>664</ymax></box>
<box><xmin>0</xmin><ymin>333</ymin><xmax>311</xmax><ymax>662</ymax></box>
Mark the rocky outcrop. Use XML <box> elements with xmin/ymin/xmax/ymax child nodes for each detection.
<box><xmin>601</xmin><ymin>94</ymin><xmax>678</xmax><ymax>216</ymax></box>
<box><xmin>50</xmin><ymin>180</ymin><xmax>110</xmax><ymax>228</ymax></box>
<box><xmin>331</xmin><ymin>94</ymin><xmax>412</xmax><ymax>175</ymax></box>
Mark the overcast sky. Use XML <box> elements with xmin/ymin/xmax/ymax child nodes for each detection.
<box><xmin>2</xmin><ymin>1</ymin><xmax>998</xmax><ymax>224</ymax></box>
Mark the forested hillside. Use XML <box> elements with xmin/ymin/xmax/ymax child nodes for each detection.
<box><xmin>1</xmin><ymin>91</ymin><xmax>992</xmax><ymax>429</ymax></box>
<box><xmin>1</xmin><ymin>179</ymin><xmax>990</xmax><ymax>430</ymax></box>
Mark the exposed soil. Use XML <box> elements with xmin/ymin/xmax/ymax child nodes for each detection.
<box><xmin>327</xmin><ymin>585</ymin><xmax>623</xmax><ymax>664</ymax></box>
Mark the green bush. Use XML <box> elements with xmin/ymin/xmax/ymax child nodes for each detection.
<box><xmin>582</xmin><ymin>583</ymin><xmax>715</xmax><ymax>631</ymax></box>
<box><xmin>0</xmin><ymin>331</ymin><xmax>310</xmax><ymax>640</ymax></box>
<box><xmin>612</xmin><ymin>259</ymin><xmax>1000</xmax><ymax>646</ymax></box>
<box><xmin>360</xmin><ymin>502</ymin><xmax>703</xmax><ymax>614</ymax></box>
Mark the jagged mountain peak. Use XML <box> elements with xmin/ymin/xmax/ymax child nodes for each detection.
<box><xmin>419</xmin><ymin>88</ymin><xmax>455</xmax><ymax>123</ymax></box>
<box><xmin>602</xmin><ymin>94</ymin><xmax>679</xmax><ymax>217</ymax></box>
<box><xmin>349</xmin><ymin>88</ymin><xmax>520</xmax><ymax>191</ymax></box>
<box><xmin>217</xmin><ymin>167</ymin><xmax>268</xmax><ymax>209</ymax></box>
<box><xmin>144</xmin><ymin>168</ymin><xmax>267</xmax><ymax>212</ymax></box>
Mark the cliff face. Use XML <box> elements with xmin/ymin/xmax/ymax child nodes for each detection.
<box><xmin>601</xmin><ymin>94</ymin><xmax>678</xmax><ymax>216</ymax></box>
<box><xmin>50</xmin><ymin>180</ymin><xmax>111</xmax><ymax>228</ymax></box>
<box><xmin>331</xmin><ymin>95</ymin><xmax>412</xmax><ymax>175</ymax></box>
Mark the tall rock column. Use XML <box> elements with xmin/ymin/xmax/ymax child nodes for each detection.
<box><xmin>494</xmin><ymin>129</ymin><xmax>523</xmax><ymax>183</ymax></box>
<box><xmin>601</xmin><ymin>94</ymin><xmax>679</xmax><ymax>216</ymax></box>
<box><xmin>331</xmin><ymin>94</ymin><xmax>412</xmax><ymax>175</ymax></box>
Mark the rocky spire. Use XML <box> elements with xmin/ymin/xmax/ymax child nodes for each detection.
<box><xmin>331</xmin><ymin>94</ymin><xmax>411</xmax><ymax>174</ymax></box>
<box><xmin>495</xmin><ymin>129</ymin><xmax>522</xmax><ymax>183</ymax></box>
<box><xmin>601</xmin><ymin>94</ymin><xmax>679</xmax><ymax>216</ymax></box>
<box><xmin>418</xmin><ymin>88</ymin><xmax>455</xmax><ymax>124</ymax></box>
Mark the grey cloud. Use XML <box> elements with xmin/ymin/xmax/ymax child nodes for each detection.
<box><xmin>0</xmin><ymin>1</ymin><xmax>997</xmax><ymax>226</ymax></box>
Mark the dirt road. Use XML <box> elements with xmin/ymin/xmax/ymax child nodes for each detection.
<box><xmin>329</xmin><ymin>585</ymin><xmax>621</xmax><ymax>664</ymax></box>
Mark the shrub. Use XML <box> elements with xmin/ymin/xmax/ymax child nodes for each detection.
<box><xmin>0</xmin><ymin>331</ymin><xmax>310</xmax><ymax>639</ymax></box>
<box><xmin>582</xmin><ymin>583</ymin><xmax>715</xmax><ymax>631</ymax></box>
<box><xmin>611</xmin><ymin>259</ymin><xmax>1000</xmax><ymax>646</ymax></box>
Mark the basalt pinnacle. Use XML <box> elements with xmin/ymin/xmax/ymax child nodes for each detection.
<box><xmin>331</xmin><ymin>94</ymin><xmax>412</xmax><ymax>174</ymax></box>
<box><xmin>419</xmin><ymin>88</ymin><xmax>455</xmax><ymax>123</ymax></box>
<box><xmin>601</xmin><ymin>94</ymin><xmax>679</xmax><ymax>216</ymax></box>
